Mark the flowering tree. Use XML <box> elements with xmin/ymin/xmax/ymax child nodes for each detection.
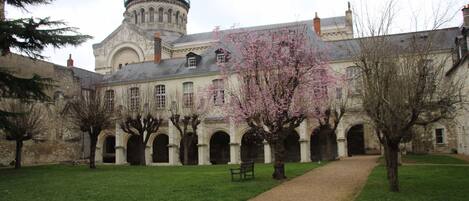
<box><xmin>218</xmin><ymin>25</ymin><xmax>336</xmax><ymax>179</ymax></box>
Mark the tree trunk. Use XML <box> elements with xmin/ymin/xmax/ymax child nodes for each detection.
<box><xmin>89</xmin><ymin>135</ymin><xmax>98</xmax><ymax>169</ymax></box>
<box><xmin>384</xmin><ymin>141</ymin><xmax>400</xmax><ymax>192</ymax></box>
<box><xmin>272</xmin><ymin>141</ymin><xmax>287</xmax><ymax>180</ymax></box>
<box><xmin>15</xmin><ymin>140</ymin><xmax>23</xmax><ymax>169</ymax></box>
<box><xmin>183</xmin><ymin>137</ymin><xmax>190</xmax><ymax>165</ymax></box>
<box><xmin>138</xmin><ymin>136</ymin><xmax>146</xmax><ymax>166</ymax></box>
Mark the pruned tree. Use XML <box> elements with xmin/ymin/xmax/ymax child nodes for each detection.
<box><xmin>65</xmin><ymin>93</ymin><xmax>114</xmax><ymax>169</ymax></box>
<box><xmin>119</xmin><ymin>87</ymin><xmax>163</xmax><ymax>166</ymax></box>
<box><xmin>169</xmin><ymin>88</ymin><xmax>210</xmax><ymax>165</ymax></box>
<box><xmin>350</xmin><ymin>0</ymin><xmax>464</xmax><ymax>192</ymax></box>
<box><xmin>0</xmin><ymin>0</ymin><xmax>91</xmax><ymax>129</ymax></box>
<box><xmin>218</xmin><ymin>25</ymin><xmax>336</xmax><ymax>179</ymax></box>
<box><xmin>1</xmin><ymin>101</ymin><xmax>45</xmax><ymax>169</ymax></box>
<box><xmin>312</xmin><ymin>85</ymin><xmax>348</xmax><ymax>161</ymax></box>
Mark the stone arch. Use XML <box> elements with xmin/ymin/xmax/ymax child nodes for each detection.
<box><xmin>126</xmin><ymin>135</ymin><xmax>141</xmax><ymax>165</ymax></box>
<box><xmin>152</xmin><ymin>134</ymin><xmax>169</xmax><ymax>163</ymax></box>
<box><xmin>96</xmin><ymin>131</ymin><xmax>115</xmax><ymax>163</ymax></box>
<box><xmin>102</xmin><ymin>135</ymin><xmax>116</xmax><ymax>163</ymax></box>
<box><xmin>284</xmin><ymin>130</ymin><xmax>301</xmax><ymax>162</ymax></box>
<box><xmin>310</xmin><ymin>128</ymin><xmax>338</xmax><ymax>161</ymax></box>
<box><xmin>240</xmin><ymin>129</ymin><xmax>265</xmax><ymax>163</ymax></box>
<box><xmin>108</xmin><ymin>43</ymin><xmax>144</xmax><ymax>71</ymax></box>
<box><xmin>209</xmin><ymin>131</ymin><xmax>230</xmax><ymax>164</ymax></box>
<box><xmin>346</xmin><ymin>124</ymin><xmax>365</xmax><ymax>156</ymax></box>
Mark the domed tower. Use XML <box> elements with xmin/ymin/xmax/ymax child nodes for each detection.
<box><xmin>123</xmin><ymin>0</ymin><xmax>190</xmax><ymax>37</ymax></box>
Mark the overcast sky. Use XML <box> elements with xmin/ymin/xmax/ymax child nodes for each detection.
<box><xmin>4</xmin><ymin>0</ymin><xmax>467</xmax><ymax>72</ymax></box>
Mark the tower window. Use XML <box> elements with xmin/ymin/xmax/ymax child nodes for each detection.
<box><xmin>140</xmin><ymin>8</ymin><xmax>145</xmax><ymax>23</ymax></box>
<box><xmin>133</xmin><ymin>10</ymin><xmax>138</xmax><ymax>24</ymax></box>
<box><xmin>175</xmin><ymin>11</ymin><xmax>180</xmax><ymax>25</ymax></box>
<box><xmin>158</xmin><ymin>8</ymin><xmax>164</xmax><ymax>22</ymax></box>
<box><xmin>149</xmin><ymin>7</ymin><xmax>155</xmax><ymax>22</ymax></box>
<box><xmin>167</xmin><ymin>9</ymin><xmax>172</xmax><ymax>23</ymax></box>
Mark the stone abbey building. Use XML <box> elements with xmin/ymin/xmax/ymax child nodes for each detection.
<box><xmin>2</xmin><ymin>0</ymin><xmax>469</xmax><ymax>166</ymax></box>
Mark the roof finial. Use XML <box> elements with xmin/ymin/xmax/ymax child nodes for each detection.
<box><xmin>348</xmin><ymin>1</ymin><xmax>351</xmax><ymax>11</ymax></box>
<box><xmin>315</xmin><ymin>12</ymin><xmax>318</xmax><ymax>19</ymax></box>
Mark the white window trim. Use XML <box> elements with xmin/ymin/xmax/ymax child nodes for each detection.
<box><xmin>216</xmin><ymin>53</ymin><xmax>226</xmax><ymax>64</ymax></box>
<box><xmin>188</xmin><ymin>57</ymin><xmax>197</xmax><ymax>68</ymax></box>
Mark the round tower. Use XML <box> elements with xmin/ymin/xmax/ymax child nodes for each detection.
<box><xmin>123</xmin><ymin>0</ymin><xmax>190</xmax><ymax>36</ymax></box>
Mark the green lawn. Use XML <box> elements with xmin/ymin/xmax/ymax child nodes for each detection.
<box><xmin>357</xmin><ymin>154</ymin><xmax>469</xmax><ymax>201</ymax></box>
<box><xmin>0</xmin><ymin>162</ymin><xmax>321</xmax><ymax>201</ymax></box>
<box><xmin>402</xmin><ymin>154</ymin><xmax>468</xmax><ymax>164</ymax></box>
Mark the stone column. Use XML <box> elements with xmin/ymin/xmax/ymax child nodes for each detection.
<box><xmin>228</xmin><ymin>120</ymin><xmax>240</xmax><ymax>164</ymax></box>
<box><xmin>168</xmin><ymin>120</ymin><xmax>181</xmax><ymax>166</ymax></box>
<box><xmin>197</xmin><ymin>124</ymin><xmax>210</xmax><ymax>165</ymax></box>
<box><xmin>299</xmin><ymin>121</ymin><xmax>311</xmax><ymax>163</ymax></box>
<box><xmin>264</xmin><ymin>141</ymin><xmax>272</xmax><ymax>164</ymax></box>
<box><xmin>145</xmin><ymin>145</ymin><xmax>152</xmax><ymax>165</ymax></box>
<box><xmin>95</xmin><ymin>146</ymin><xmax>103</xmax><ymax>164</ymax></box>
<box><xmin>115</xmin><ymin>123</ymin><xmax>127</xmax><ymax>165</ymax></box>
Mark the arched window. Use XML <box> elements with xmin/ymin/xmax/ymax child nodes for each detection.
<box><xmin>158</xmin><ymin>8</ymin><xmax>164</xmax><ymax>23</ymax></box>
<box><xmin>167</xmin><ymin>9</ymin><xmax>172</xmax><ymax>23</ymax></box>
<box><xmin>140</xmin><ymin>8</ymin><xmax>145</xmax><ymax>23</ymax></box>
<box><xmin>175</xmin><ymin>11</ymin><xmax>180</xmax><ymax>25</ymax></box>
<box><xmin>182</xmin><ymin>82</ymin><xmax>194</xmax><ymax>107</ymax></box>
<box><xmin>155</xmin><ymin>85</ymin><xmax>166</xmax><ymax>110</ymax></box>
<box><xmin>129</xmin><ymin>87</ymin><xmax>140</xmax><ymax>111</ymax></box>
<box><xmin>133</xmin><ymin>10</ymin><xmax>138</xmax><ymax>24</ymax></box>
<box><xmin>149</xmin><ymin>7</ymin><xmax>155</xmax><ymax>23</ymax></box>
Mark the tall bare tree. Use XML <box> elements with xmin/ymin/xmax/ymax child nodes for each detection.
<box><xmin>350</xmin><ymin>0</ymin><xmax>463</xmax><ymax>192</ymax></box>
<box><xmin>65</xmin><ymin>93</ymin><xmax>114</xmax><ymax>169</ymax></box>
<box><xmin>169</xmin><ymin>89</ymin><xmax>209</xmax><ymax>165</ymax></box>
<box><xmin>2</xmin><ymin>102</ymin><xmax>44</xmax><ymax>169</ymax></box>
<box><xmin>119</xmin><ymin>87</ymin><xmax>163</xmax><ymax>166</ymax></box>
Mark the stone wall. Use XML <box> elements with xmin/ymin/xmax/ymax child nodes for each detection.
<box><xmin>0</xmin><ymin>54</ymin><xmax>86</xmax><ymax>167</ymax></box>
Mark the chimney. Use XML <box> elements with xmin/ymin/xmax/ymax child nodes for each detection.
<box><xmin>463</xmin><ymin>5</ymin><xmax>469</xmax><ymax>27</ymax></box>
<box><xmin>67</xmin><ymin>54</ymin><xmax>74</xmax><ymax>67</ymax></box>
<box><xmin>154</xmin><ymin>32</ymin><xmax>162</xmax><ymax>64</ymax></box>
<box><xmin>314</xmin><ymin>12</ymin><xmax>321</xmax><ymax>36</ymax></box>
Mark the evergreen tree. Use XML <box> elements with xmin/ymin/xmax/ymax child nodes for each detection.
<box><xmin>0</xmin><ymin>0</ymin><xmax>91</xmax><ymax>129</ymax></box>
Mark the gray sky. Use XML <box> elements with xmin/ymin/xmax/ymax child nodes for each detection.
<box><xmin>4</xmin><ymin>0</ymin><xmax>467</xmax><ymax>72</ymax></box>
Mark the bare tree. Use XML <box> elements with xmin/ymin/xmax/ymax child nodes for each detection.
<box><xmin>119</xmin><ymin>87</ymin><xmax>163</xmax><ymax>166</ymax></box>
<box><xmin>169</xmin><ymin>88</ymin><xmax>209</xmax><ymax>165</ymax></box>
<box><xmin>350</xmin><ymin>0</ymin><xmax>463</xmax><ymax>192</ymax></box>
<box><xmin>65</xmin><ymin>93</ymin><xmax>114</xmax><ymax>169</ymax></box>
<box><xmin>1</xmin><ymin>102</ymin><xmax>45</xmax><ymax>169</ymax></box>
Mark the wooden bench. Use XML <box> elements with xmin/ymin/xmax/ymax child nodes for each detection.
<box><xmin>230</xmin><ymin>161</ymin><xmax>255</xmax><ymax>181</ymax></box>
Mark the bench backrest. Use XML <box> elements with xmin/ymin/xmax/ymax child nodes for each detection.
<box><xmin>240</xmin><ymin>162</ymin><xmax>254</xmax><ymax>171</ymax></box>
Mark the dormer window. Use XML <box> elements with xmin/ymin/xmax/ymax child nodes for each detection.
<box><xmin>215</xmin><ymin>48</ymin><xmax>230</xmax><ymax>64</ymax></box>
<box><xmin>216</xmin><ymin>54</ymin><xmax>225</xmax><ymax>63</ymax></box>
<box><xmin>188</xmin><ymin>57</ymin><xmax>197</xmax><ymax>68</ymax></box>
<box><xmin>186</xmin><ymin>52</ymin><xmax>201</xmax><ymax>68</ymax></box>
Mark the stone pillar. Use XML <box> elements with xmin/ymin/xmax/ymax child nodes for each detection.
<box><xmin>299</xmin><ymin>121</ymin><xmax>311</xmax><ymax>163</ymax></box>
<box><xmin>336</xmin><ymin>125</ymin><xmax>348</xmax><ymax>158</ymax></box>
<box><xmin>264</xmin><ymin>141</ymin><xmax>272</xmax><ymax>164</ymax></box>
<box><xmin>115</xmin><ymin>123</ymin><xmax>127</xmax><ymax>165</ymax></box>
<box><xmin>197</xmin><ymin>124</ymin><xmax>210</xmax><ymax>165</ymax></box>
<box><xmin>95</xmin><ymin>146</ymin><xmax>103</xmax><ymax>163</ymax></box>
<box><xmin>228</xmin><ymin>119</ymin><xmax>240</xmax><ymax>164</ymax></box>
<box><xmin>145</xmin><ymin>145</ymin><xmax>152</xmax><ymax>165</ymax></box>
<box><xmin>168</xmin><ymin>120</ymin><xmax>181</xmax><ymax>166</ymax></box>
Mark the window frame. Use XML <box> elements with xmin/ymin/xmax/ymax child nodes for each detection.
<box><xmin>129</xmin><ymin>87</ymin><xmax>140</xmax><ymax>111</ymax></box>
<box><xmin>104</xmin><ymin>89</ymin><xmax>115</xmax><ymax>111</ymax></box>
<box><xmin>212</xmin><ymin>79</ymin><xmax>225</xmax><ymax>105</ymax></box>
<box><xmin>187</xmin><ymin>57</ymin><xmax>197</xmax><ymax>68</ymax></box>
<box><xmin>183</xmin><ymin>82</ymin><xmax>194</xmax><ymax>108</ymax></box>
<box><xmin>216</xmin><ymin>53</ymin><xmax>226</xmax><ymax>64</ymax></box>
<box><xmin>154</xmin><ymin>85</ymin><xmax>166</xmax><ymax>110</ymax></box>
<box><xmin>435</xmin><ymin>128</ymin><xmax>445</xmax><ymax>145</ymax></box>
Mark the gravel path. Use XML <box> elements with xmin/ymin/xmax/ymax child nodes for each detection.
<box><xmin>250</xmin><ymin>156</ymin><xmax>379</xmax><ymax>201</ymax></box>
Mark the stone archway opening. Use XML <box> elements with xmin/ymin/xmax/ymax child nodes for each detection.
<box><xmin>347</xmin><ymin>124</ymin><xmax>366</xmax><ymax>156</ymax></box>
<box><xmin>241</xmin><ymin>129</ymin><xmax>265</xmax><ymax>163</ymax></box>
<box><xmin>153</xmin><ymin>134</ymin><xmax>169</xmax><ymax>163</ymax></box>
<box><xmin>179</xmin><ymin>133</ymin><xmax>198</xmax><ymax>165</ymax></box>
<box><xmin>103</xmin><ymin>136</ymin><xmax>116</xmax><ymax>163</ymax></box>
<box><xmin>310</xmin><ymin>128</ymin><xmax>338</xmax><ymax>161</ymax></box>
<box><xmin>209</xmin><ymin>132</ymin><xmax>230</xmax><ymax>165</ymax></box>
<box><xmin>127</xmin><ymin>135</ymin><xmax>141</xmax><ymax>165</ymax></box>
<box><xmin>284</xmin><ymin>130</ymin><xmax>301</xmax><ymax>162</ymax></box>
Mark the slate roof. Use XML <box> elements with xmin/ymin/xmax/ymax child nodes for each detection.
<box><xmin>71</xmin><ymin>67</ymin><xmax>104</xmax><ymax>89</ymax></box>
<box><xmin>99</xmin><ymin>19</ymin><xmax>459</xmax><ymax>86</ymax></box>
